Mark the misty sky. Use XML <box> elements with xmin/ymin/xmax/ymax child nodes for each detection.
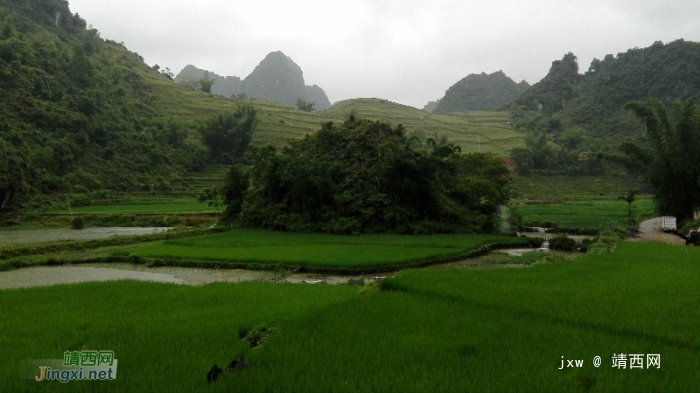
<box><xmin>68</xmin><ymin>0</ymin><xmax>700</xmax><ymax>108</ymax></box>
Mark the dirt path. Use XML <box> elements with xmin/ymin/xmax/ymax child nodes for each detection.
<box><xmin>627</xmin><ymin>217</ymin><xmax>685</xmax><ymax>245</ymax></box>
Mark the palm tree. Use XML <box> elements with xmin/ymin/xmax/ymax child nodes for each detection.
<box><xmin>612</xmin><ymin>99</ymin><xmax>700</xmax><ymax>220</ymax></box>
<box><xmin>618</xmin><ymin>190</ymin><xmax>639</xmax><ymax>225</ymax></box>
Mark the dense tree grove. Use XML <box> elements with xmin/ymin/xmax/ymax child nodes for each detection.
<box><xmin>222</xmin><ymin>117</ymin><xmax>511</xmax><ymax>234</ymax></box>
<box><xmin>197</xmin><ymin>105</ymin><xmax>258</xmax><ymax>164</ymax></box>
<box><xmin>508</xmin><ymin>122</ymin><xmax>605</xmax><ymax>175</ymax></box>
<box><xmin>609</xmin><ymin>99</ymin><xmax>700</xmax><ymax>221</ymax></box>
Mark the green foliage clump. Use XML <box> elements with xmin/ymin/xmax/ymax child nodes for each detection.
<box><xmin>197</xmin><ymin>71</ymin><xmax>215</xmax><ymax>94</ymax></box>
<box><xmin>238</xmin><ymin>323</ymin><xmax>275</xmax><ymax>348</ymax></box>
<box><xmin>228</xmin><ymin>117</ymin><xmax>511</xmax><ymax>234</ymax></box>
<box><xmin>509</xmin><ymin>117</ymin><xmax>605</xmax><ymax>175</ymax></box>
<box><xmin>586</xmin><ymin>226</ymin><xmax>625</xmax><ymax>254</ymax></box>
<box><xmin>359</xmin><ymin>280</ymin><xmax>382</xmax><ymax>294</ymax></box>
<box><xmin>197</xmin><ymin>105</ymin><xmax>258</xmax><ymax>164</ymax></box>
<box><xmin>295</xmin><ymin>97</ymin><xmax>315</xmax><ymax>112</ymax></box>
<box><xmin>609</xmin><ymin>99</ymin><xmax>700</xmax><ymax>220</ymax></box>
<box><xmin>70</xmin><ymin>216</ymin><xmax>84</xmax><ymax>230</ymax></box>
<box><xmin>197</xmin><ymin>187</ymin><xmax>222</xmax><ymax>213</ymax></box>
<box><xmin>220</xmin><ymin>164</ymin><xmax>249</xmax><ymax>222</ymax></box>
<box><xmin>548</xmin><ymin>234</ymin><xmax>576</xmax><ymax>251</ymax></box>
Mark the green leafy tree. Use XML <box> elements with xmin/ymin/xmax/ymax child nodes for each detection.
<box><xmin>295</xmin><ymin>98</ymin><xmax>315</xmax><ymax>112</ymax></box>
<box><xmin>610</xmin><ymin>99</ymin><xmax>700</xmax><ymax>220</ymax></box>
<box><xmin>198</xmin><ymin>71</ymin><xmax>215</xmax><ymax>94</ymax></box>
<box><xmin>197</xmin><ymin>105</ymin><xmax>258</xmax><ymax>164</ymax></box>
<box><xmin>509</xmin><ymin>131</ymin><xmax>555</xmax><ymax>175</ymax></box>
<box><xmin>221</xmin><ymin>164</ymin><xmax>249</xmax><ymax>222</ymax></box>
<box><xmin>197</xmin><ymin>187</ymin><xmax>222</xmax><ymax>213</ymax></box>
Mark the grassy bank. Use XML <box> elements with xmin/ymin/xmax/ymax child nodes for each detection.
<box><xmin>2</xmin><ymin>241</ymin><xmax>698</xmax><ymax>392</ymax></box>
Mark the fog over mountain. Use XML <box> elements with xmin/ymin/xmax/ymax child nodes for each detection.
<box><xmin>69</xmin><ymin>0</ymin><xmax>700</xmax><ymax>109</ymax></box>
<box><xmin>174</xmin><ymin>65</ymin><xmax>241</xmax><ymax>97</ymax></box>
<box><xmin>175</xmin><ymin>51</ymin><xmax>331</xmax><ymax>110</ymax></box>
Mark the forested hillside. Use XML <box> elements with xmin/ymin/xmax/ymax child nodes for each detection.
<box><xmin>508</xmin><ymin>40</ymin><xmax>700</xmax><ymax>175</ymax></box>
<box><xmin>0</xmin><ymin>0</ymin><xmax>201</xmax><ymax>211</ymax></box>
<box><xmin>431</xmin><ymin>71</ymin><xmax>529</xmax><ymax>114</ymax></box>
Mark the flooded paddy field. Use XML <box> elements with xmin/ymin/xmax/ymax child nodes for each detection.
<box><xmin>0</xmin><ymin>229</ymin><xmax>558</xmax><ymax>290</ymax></box>
<box><xmin>0</xmin><ymin>247</ymin><xmax>562</xmax><ymax>290</ymax></box>
<box><xmin>0</xmin><ymin>262</ymin><xmax>392</xmax><ymax>289</ymax></box>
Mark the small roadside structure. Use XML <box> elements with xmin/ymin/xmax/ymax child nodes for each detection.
<box><xmin>538</xmin><ymin>238</ymin><xmax>550</xmax><ymax>252</ymax></box>
<box><xmin>661</xmin><ymin>216</ymin><xmax>677</xmax><ymax>232</ymax></box>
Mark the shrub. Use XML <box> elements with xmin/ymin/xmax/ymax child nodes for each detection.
<box><xmin>549</xmin><ymin>234</ymin><xmax>576</xmax><ymax>251</ymax></box>
<box><xmin>522</xmin><ymin>236</ymin><xmax>544</xmax><ymax>248</ymax></box>
<box><xmin>239</xmin><ymin>323</ymin><xmax>275</xmax><ymax>348</ymax></box>
<box><xmin>70</xmin><ymin>217</ymin><xmax>85</xmax><ymax>230</ymax></box>
<box><xmin>587</xmin><ymin>226</ymin><xmax>625</xmax><ymax>254</ymax></box>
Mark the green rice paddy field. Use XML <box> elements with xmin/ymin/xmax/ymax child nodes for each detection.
<box><xmin>0</xmin><ymin>230</ymin><xmax>524</xmax><ymax>273</ymax></box>
<box><xmin>2</xmin><ymin>241</ymin><xmax>699</xmax><ymax>392</ymax></box>
<box><xmin>515</xmin><ymin>198</ymin><xmax>655</xmax><ymax>229</ymax></box>
<box><xmin>114</xmin><ymin>230</ymin><xmax>520</xmax><ymax>271</ymax></box>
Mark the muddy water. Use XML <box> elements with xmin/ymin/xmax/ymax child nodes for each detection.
<box><xmin>0</xmin><ymin>252</ymin><xmax>543</xmax><ymax>290</ymax></box>
<box><xmin>0</xmin><ymin>227</ymin><xmax>172</xmax><ymax>245</ymax></box>
<box><xmin>0</xmin><ymin>246</ymin><xmax>549</xmax><ymax>290</ymax></box>
<box><xmin>516</xmin><ymin>231</ymin><xmax>592</xmax><ymax>243</ymax></box>
<box><xmin>0</xmin><ymin>263</ymin><xmax>391</xmax><ymax>290</ymax></box>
